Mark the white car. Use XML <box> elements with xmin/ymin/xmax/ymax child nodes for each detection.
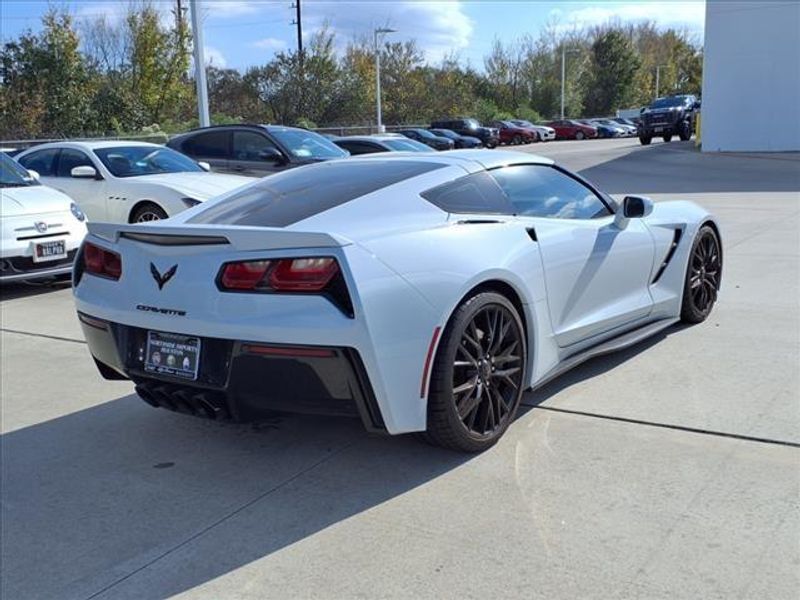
<box><xmin>511</xmin><ymin>120</ymin><xmax>557</xmax><ymax>142</ymax></box>
<box><xmin>73</xmin><ymin>150</ymin><xmax>722</xmax><ymax>452</ymax></box>
<box><xmin>1</xmin><ymin>153</ymin><xmax>87</xmax><ymax>282</ymax></box>
<box><xmin>16</xmin><ymin>141</ymin><xmax>251</xmax><ymax>223</ymax></box>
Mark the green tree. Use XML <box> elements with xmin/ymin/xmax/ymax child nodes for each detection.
<box><xmin>583</xmin><ymin>30</ymin><xmax>641</xmax><ymax>115</ymax></box>
<box><xmin>0</xmin><ymin>10</ymin><xmax>94</xmax><ymax>138</ymax></box>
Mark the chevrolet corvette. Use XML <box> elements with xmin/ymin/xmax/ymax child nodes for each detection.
<box><xmin>73</xmin><ymin>150</ymin><xmax>722</xmax><ymax>451</ymax></box>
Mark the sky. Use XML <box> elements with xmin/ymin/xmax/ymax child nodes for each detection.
<box><xmin>0</xmin><ymin>0</ymin><xmax>706</xmax><ymax>70</ymax></box>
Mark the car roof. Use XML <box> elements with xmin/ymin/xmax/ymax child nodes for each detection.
<box><xmin>345</xmin><ymin>149</ymin><xmax>552</xmax><ymax>170</ymax></box>
<box><xmin>16</xmin><ymin>140</ymin><xmax>162</xmax><ymax>154</ymax></box>
<box><xmin>337</xmin><ymin>136</ymin><xmax>393</xmax><ymax>144</ymax></box>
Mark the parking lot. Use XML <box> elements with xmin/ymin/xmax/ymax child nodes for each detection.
<box><xmin>2</xmin><ymin>137</ymin><xmax>798</xmax><ymax>599</ymax></box>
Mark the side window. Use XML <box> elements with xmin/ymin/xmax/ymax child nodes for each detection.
<box><xmin>18</xmin><ymin>149</ymin><xmax>59</xmax><ymax>176</ymax></box>
<box><xmin>183</xmin><ymin>131</ymin><xmax>229</xmax><ymax>159</ymax></box>
<box><xmin>232</xmin><ymin>131</ymin><xmax>278</xmax><ymax>161</ymax></box>
<box><xmin>338</xmin><ymin>141</ymin><xmax>379</xmax><ymax>155</ymax></box>
<box><xmin>57</xmin><ymin>149</ymin><xmax>94</xmax><ymax>177</ymax></box>
<box><xmin>489</xmin><ymin>165</ymin><xmax>611</xmax><ymax>220</ymax></box>
<box><xmin>421</xmin><ymin>171</ymin><xmax>513</xmax><ymax>214</ymax></box>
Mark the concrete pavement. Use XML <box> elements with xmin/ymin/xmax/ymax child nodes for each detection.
<box><xmin>1</xmin><ymin>138</ymin><xmax>798</xmax><ymax>599</ymax></box>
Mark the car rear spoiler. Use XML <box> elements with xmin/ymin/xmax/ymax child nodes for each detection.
<box><xmin>87</xmin><ymin>222</ymin><xmax>351</xmax><ymax>251</ymax></box>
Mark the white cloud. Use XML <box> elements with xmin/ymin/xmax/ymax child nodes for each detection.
<box><xmin>204</xmin><ymin>45</ymin><xmax>227</xmax><ymax>67</ymax></box>
<box><xmin>203</xmin><ymin>1</ymin><xmax>262</xmax><ymax>18</ymax></box>
<box><xmin>252</xmin><ymin>37</ymin><xmax>288</xmax><ymax>51</ymax></box>
<box><xmin>302</xmin><ymin>1</ymin><xmax>474</xmax><ymax>64</ymax></box>
<box><xmin>558</xmin><ymin>2</ymin><xmax>706</xmax><ymax>34</ymax></box>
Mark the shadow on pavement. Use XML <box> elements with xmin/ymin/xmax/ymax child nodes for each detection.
<box><xmin>577</xmin><ymin>142</ymin><xmax>800</xmax><ymax>195</ymax></box>
<box><xmin>1</xmin><ymin>322</ymin><xmax>693</xmax><ymax>598</ymax></box>
<box><xmin>0</xmin><ymin>279</ymin><xmax>71</xmax><ymax>301</ymax></box>
<box><xmin>1</xmin><ymin>394</ymin><xmax>473</xmax><ymax>599</ymax></box>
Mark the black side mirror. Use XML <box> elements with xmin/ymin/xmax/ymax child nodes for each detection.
<box><xmin>622</xmin><ymin>195</ymin><xmax>653</xmax><ymax>218</ymax></box>
<box><xmin>258</xmin><ymin>148</ymin><xmax>284</xmax><ymax>163</ymax></box>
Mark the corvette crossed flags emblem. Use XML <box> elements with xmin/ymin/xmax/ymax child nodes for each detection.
<box><xmin>150</xmin><ymin>263</ymin><xmax>178</xmax><ymax>290</ymax></box>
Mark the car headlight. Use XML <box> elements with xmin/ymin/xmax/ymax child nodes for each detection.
<box><xmin>181</xmin><ymin>197</ymin><xmax>202</xmax><ymax>208</ymax></box>
<box><xmin>70</xmin><ymin>202</ymin><xmax>86</xmax><ymax>222</ymax></box>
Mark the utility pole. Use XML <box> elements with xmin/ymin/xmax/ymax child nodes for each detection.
<box><xmin>655</xmin><ymin>64</ymin><xmax>667</xmax><ymax>100</ymax></box>
<box><xmin>189</xmin><ymin>0</ymin><xmax>210</xmax><ymax>127</ymax></box>
<box><xmin>374</xmin><ymin>27</ymin><xmax>396</xmax><ymax>133</ymax></box>
<box><xmin>291</xmin><ymin>1</ymin><xmax>303</xmax><ymax>58</ymax></box>
<box><xmin>560</xmin><ymin>47</ymin><xmax>578</xmax><ymax>119</ymax></box>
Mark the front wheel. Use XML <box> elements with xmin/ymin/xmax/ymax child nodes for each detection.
<box><xmin>663</xmin><ymin>134</ymin><xmax>673</xmax><ymax>142</ymax></box>
<box><xmin>678</xmin><ymin>121</ymin><xmax>692</xmax><ymax>141</ymax></box>
<box><xmin>681</xmin><ymin>226</ymin><xmax>722</xmax><ymax>324</ymax></box>
<box><xmin>575</xmin><ymin>131</ymin><xmax>585</xmax><ymax>140</ymax></box>
<box><xmin>425</xmin><ymin>292</ymin><xmax>527</xmax><ymax>452</ymax></box>
<box><xmin>512</xmin><ymin>135</ymin><xmax>522</xmax><ymax>145</ymax></box>
<box><xmin>639</xmin><ymin>135</ymin><xmax>652</xmax><ymax>145</ymax></box>
<box><xmin>131</xmin><ymin>203</ymin><xmax>168</xmax><ymax>223</ymax></box>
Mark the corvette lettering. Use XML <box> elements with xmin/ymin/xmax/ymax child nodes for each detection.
<box><xmin>135</xmin><ymin>305</ymin><xmax>186</xmax><ymax>317</ymax></box>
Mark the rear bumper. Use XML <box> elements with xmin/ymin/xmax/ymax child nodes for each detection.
<box><xmin>78</xmin><ymin>312</ymin><xmax>386</xmax><ymax>433</ymax></box>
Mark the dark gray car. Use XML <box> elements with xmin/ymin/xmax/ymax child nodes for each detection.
<box><xmin>167</xmin><ymin>124</ymin><xmax>348</xmax><ymax>177</ymax></box>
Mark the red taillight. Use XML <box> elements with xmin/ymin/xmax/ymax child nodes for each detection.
<box><xmin>220</xmin><ymin>260</ymin><xmax>271</xmax><ymax>290</ymax></box>
<box><xmin>83</xmin><ymin>241</ymin><xmax>122</xmax><ymax>280</ymax></box>
<box><xmin>218</xmin><ymin>257</ymin><xmax>339</xmax><ymax>293</ymax></box>
<box><xmin>268</xmin><ymin>257</ymin><xmax>338</xmax><ymax>292</ymax></box>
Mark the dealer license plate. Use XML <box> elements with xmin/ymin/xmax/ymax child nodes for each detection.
<box><xmin>144</xmin><ymin>331</ymin><xmax>201</xmax><ymax>380</ymax></box>
<box><xmin>32</xmin><ymin>240</ymin><xmax>67</xmax><ymax>263</ymax></box>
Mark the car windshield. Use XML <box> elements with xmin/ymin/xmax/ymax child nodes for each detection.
<box><xmin>0</xmin><ymin>153</ymin><xmax>38</xmax><ymax>187</ymax></box>
<box><xmin>432</xmin><ymin>130</ymin><xmax>456</xmax><ymax>139</ymax></box>
<box><xmin>409</xmin><ymin>129</ymin><xmax>436</xmax><ymax>139</ymax></box>
<box><xmin>384</xmin><ymin>139</ymin><xmax>430</xmax><ymax>152</ymax></box>
<box><xmin>94</xmin><ymin>146</ymin><xmax>203</xmax><ymax>178</ymax></box>
<box><xmin>268</xmin><ymin>128</ymin><xmax>347</xmax><ymax>159</ymax></box>
<box><xmin>513</xmin><ymin>120</ymin><xmax>534</xmax><ymax>128</ymax></box>
<box><xmin>650</xmin><ymin>96</ymin><xmax>688</xmax><ymax>109</ymax></box>
<box><xmin>465</xmin><ymin>119</ymin><xmax>481</xmax><ymax>129</ymax></box>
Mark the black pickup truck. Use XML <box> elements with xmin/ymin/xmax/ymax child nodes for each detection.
<box><xmin>638</xmin><ymin>95</ymin><xmax>700</xmax><ymax>145</ymax></box>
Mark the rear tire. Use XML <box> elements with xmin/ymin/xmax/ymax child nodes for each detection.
<box><xmin>512</xmin><ymin>135</ymin><xmax>522</xmax><ymax>145</ymax></box>
<box><xmin>663</xmin><ymin>134</ymin><xmax>673</xmax><ymax>142</ymax></box>
<box><xmin>131</xmin><ymin>202</ymin><xmax>168</xmax><ymax>223</ymax></box>
<box><xmin>424</xmin><ymin>292</ymin><xmax>526</xmax><ymax>452</ymax></box>
<box><xmin>639</xmin><ymin>135</ymin><xmax>652</xmax><ymax>145</ymax></box>
<box><xmin>678</xmin><ymin>121</ymin><xmax>692</xmax><ymax>141</ymax></box>
<box><xmin>680</xmin><ymin>226</ymin><xmax>722</xmax><ymax>324</ymax></box>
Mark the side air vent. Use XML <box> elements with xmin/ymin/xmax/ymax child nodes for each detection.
<box><xmin>120</xmin><ymin>232</ymin><xmax>230</xmax><ymax>246</ymax></box>
<box><xmin>652</xmin><ymin>228</ymin><xmax>683</xmax><ymax>284</ymax></box>
<box><xmin>456</xmin><ymin>219</ymin><xmax>504</xmax><ymax>225</ymax></box>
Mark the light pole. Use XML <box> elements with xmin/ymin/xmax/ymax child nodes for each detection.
<box><xmin>374</xmin><ymin>27</ymin><xmax>396</xmax><ymax>133</ymax></box>
<box><xmin>560</xmin><ymin>47</ymin><xmax>579</xmax><ymax>119</ymax></box>
<box><xmin>189</xmin><ymin>0</ymin><xmax>210</xmax><ymax>127</ymax></box>
<box><xmin>655</xmin><ymin>64</ymin><xmax>667</xmax><ymax>100</ymax></box>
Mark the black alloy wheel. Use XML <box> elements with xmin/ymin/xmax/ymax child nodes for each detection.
<box><xmin>425</xmin><ymin>292</ymin><xmax>526</xmax><ymax>452</ymax></box>
<box><xmin>681</xmin><ymin>226</ymin><xmax>722</xmax><ymax>323</ymax></box>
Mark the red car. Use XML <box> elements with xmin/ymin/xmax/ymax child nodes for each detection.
<box><xmin>489</xmin><ymin>121</ymin><xmax>539</xmax><ymax>145</ymax></box>
<box><xmin>545</xmin><ymin>119</ymin><xmax>598</xmax><ymax>140</ymax></box>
